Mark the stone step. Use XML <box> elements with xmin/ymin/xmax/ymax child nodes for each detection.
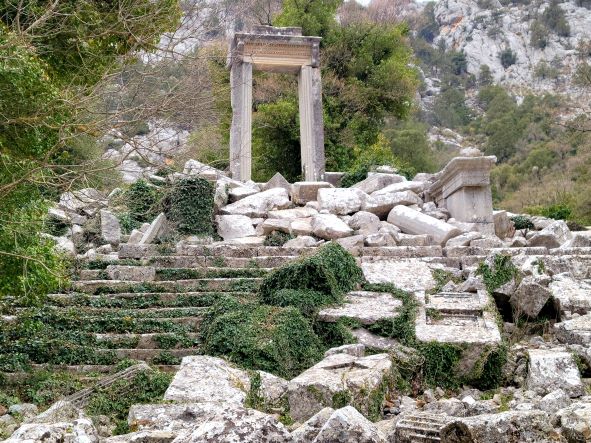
<box><xmin>103</xmin><ymin>348</ymin><xmax>199</xmax><ymax>363</ymax></box>
<box><xmin>119</xmin><ymin>244</ymin><xmax>315</xmax><ymax>259</ymax></box>
<box><xmin>144</xmin><ymin>255</ymin><xmax>298</xmax><ymax>269</ymax></box>
<box><xmin>71</xmin><ymin>278</ymin><xmax>262</xmax><ymax>294</ymax></box>
<box><xmin>396</xmin><ymin>413</ymin><xmax>452</xmax><ymax>442</ymax></box>
<box><xmin>46</xmin><ymin>292</ymin><xmax>256</xmax><ymax>308</ymax></box>
<box><xmin>41</xmin><ymin>306</ymin><xmax>207</xmax><ymax>318</ymax></box>
<box><xmin>44</xmin><ymin>316</ymin><xmax>201</xmax><ymax>333</ymax></box>
<box><xmin>77</xmin><ymin>267</ymin><xmax>270</xmax><ymax>281</ymax></box>
<box><xmin>95</xmin><ymin>332</ymin><xmax>200</xmax><ymax>349</ymax></box>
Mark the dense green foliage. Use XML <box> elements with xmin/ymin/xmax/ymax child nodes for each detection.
<box><xmin>164</xmin><ymin>177</ymin><xmax>214</xmax><ymax>236</ymax></box>
<box><xmin>259</xmin><ymin>242</ymin><xmax>364</xmax><ymax>302</ymax></box>
<box><xmin>0</xmin><ymin>1</ymin><xmax>180</xmax><ymax>303</ymax></box>
<box><xmin>86</xmin><ymin>369</ymin><xmax>173</xmax><ymax>434</ymax></box>
<box><xmin>200</xmin><ymin>297</ymin><xmax>324</xmax><ymax>379</ymax></box>
<box><xmin>124</xmin><ymin>180</ymin><xmax>163</xmax><ymax>225</ymax></box>
<box><xmin>263</xmin><ymin>231</ymin><xmax>295</xmax><ymax>247</ymax></box>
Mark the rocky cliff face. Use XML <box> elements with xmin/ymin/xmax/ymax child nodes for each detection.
<box><xmin>433</xmin><ymin>0</ymin><xmax>591</xmax><ymax>100</ymax></box>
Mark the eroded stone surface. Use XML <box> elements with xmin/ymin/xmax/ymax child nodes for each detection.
<box><xmin>526</xmin><ymin>349</ymin><xmax>585</xmax><ymax>398</ymax></box>
<box><xmin>387</xmin><ymin>205</ymin><xmax>461</xmax><ymax>245</ymax></box>
<box><xmin>288</xmin><ymin>353</ymin><xmax>393</xmax><ymax>422</ymax></box>
<box><xmin>164</xmin><ymin>356</ymin><xmax>249</xmax><ymax>404</ymax></box>
<box><xmin>318</xmin><ymin>291</ymin><xmax>402</xmax><ymax>325</ymax></box>
<box><xmin>221</xmin><ymin>188</ymin><xmax>291</xmax><ymax>217</ymax></box>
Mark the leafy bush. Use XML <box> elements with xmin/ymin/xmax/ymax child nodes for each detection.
<box><xmin>543</xmin><ymin>1</ymin><xmax>570</xmax><ymax>37</ymax></box>
<box><xmin>433</xmin><ymin>88</ymin><xmax>472</xmax><ymax>129</ymax></box>
<box><xmin>263</xmin><ymin>288</ymin><xmax>335</xmax><ymax>317</ymax></box>
<box><xmin>499</xmin><ymin>49</ymin><xmax>517</xmax><ymax>69</ymax></box>
<box><xmin>264</xmin><ymin>231</ymin><xmax>295</xmax><ymax>247</ymax></box>
<box><xmin>511</xmin><ymin>215</ymin><xmax>534</xmax><ymax>231</ymax></box>
<box><xmin>258</xmin><ymin>242</ymin><xmax>364</xmax><ymax>303</ymax></box>
<box><xmin>341</xmin><ymin>134</ymin><xmax>414</xmax><ymax>187</ymax></box>
<box><xmin>164</xmin><ymin>177</ymin><xmax>214</xmax><ymax>236</ymax></box>
<box><xmin>125</xmin><ymin>179</ymin><xmax>162</xmax><ymax>224</ymax></box>
<box><xmin>86</xmin><ymin>369</ymin><xmax>172</xmax><ymax>435</ymax></box>
<box><xmin>530</xmin><ymin>20</ymin><xmax>548</xmax><ymax>49</ymax></box>
<box><xmin>526</xmin><ymin>204</ymin><xmax>572</xmax><ymax>220</ymax></box>
<box><xmin>43</xmin><ymin>214</ymin><xmax>69</xmax><ymax>237</ymax></box>
<box><xmin>200</xmin><ymin>299</ymin><xmax>324</xmax><ymax>378</ymax></box>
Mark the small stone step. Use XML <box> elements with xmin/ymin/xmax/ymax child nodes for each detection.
<box><xmin>71</xmin><ymin>278</ymin><xmax>262</xmax><ymax>294</ymax></box>
<box><xmin>147</xmin><ymin>255</ymin><xmax>297</xmax><ymax>269</ymax></box>
<box><xmin>95</xmin><ymin>332</ymin><xmax>200</xmax><ymax>349</ymax></box>
<box><xmin>49</xmin><ymin>316</ymin><xmax>201</xmax><ymax>333</ymax></box>
<box><xmin>47</xmin><ymin>292</ymin><xmax>256</xmax><ymax>308</ymax></box>
<box><xmin>395</xmin><ymin>413</ymin><xmax>452</xmax><ymax>442</ymax></box>
<box><xmin>318</xmin><ymin>291</ymin><xmax>402</xmax><ymax>325</ymax></box>
<box><xmin>46</xmin><ymin>306</ymin><xmax>206</xmax><ymax>318</ymax></box>
<box><xmin>77</xmin><ymin>267</ymin><xmax>270</xmax><ymax>281</ymax></box>
<box><xmin>104</xmin><ymin>348</ymin><xmax>199</xmax><ymax>362</ymax></box>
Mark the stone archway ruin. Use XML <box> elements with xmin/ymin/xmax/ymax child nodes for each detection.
<box><xmin>228</xmin><ymin>26</ymin><xmax>325</xmax><ymax>182</ymax></box>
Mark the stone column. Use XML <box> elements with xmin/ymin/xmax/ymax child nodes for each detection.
<box><xmin>298</xmin><ymin>65</ymin><xmax>325</xmax><ymax>181</ymax></box>
<box><xmin>229</xmin><ymin>61</ymin><xmax>253</xmax><ymax>181</ymax></box>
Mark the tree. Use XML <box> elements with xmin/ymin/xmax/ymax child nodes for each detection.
<box><xmin>0</xmin><ymin>1</ymin><xmax>181</xmax><ymax>301</ymax></box>
<box><xmin>479</xmin><ymin>64</ymin><xmax>494</xmax><ymax>86</ymax></box>
<box><xmin>274</xmin><ymin>0</ymin><xmax>341</xmax><ymax>37</ymax></box>
<box><xmin>499</xmin><ymin>48</ymin><xmax>517</xmax><ymax>69</ymax></box>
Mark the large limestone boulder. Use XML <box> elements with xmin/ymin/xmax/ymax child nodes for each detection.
<box><xmin>172</xmin><ymin>407</ymin><xmax>292</xmax><ymax>443</ymax></box>
<box><xmin>493</xmin><ymin>210</ymin><xmax>515</xmax><ymax>239</ymax></box>
<box><xmin>348</xmin><ymin>211</ymin><xmax>381</xmax><ymax>236</ymax></box>
<box><xmin>216</xmin><ymin>215</ymin><xmax>256</xmax><ymax>240</ymax></box>
<box><xmin>352</xmin><ymin>173</ymin><xmax>405</xmax><ymax>194</ymax></box>
<box><xmin>292</xmin><ymin>181</ymin><xmax>333</xmax><ymax>205</ymax></box>
<box><xmin>291</xmin><ymin>408</ymin><xmax>335</xmax><ymax>442</ymax></box>
<box><xmin>526</xmin><ymin>349</ymin><xmax>585</xmax><ymax>398</ymax></box>
<box><xmin>263</xmin><ymin>172</ymin><xmax>291</xmax><ymax>194</ymax></box>
<box><xmin>387</xmin><ymin>205</ymin><xmax>461</xmax><ymax>245</ymax></box>
<box><xmin>311</xmin><ymin>214</ymin><xmax>354</xmax><ymax>240</ymax></box>
<box><xmin>221</xmin><ymin>188</ymin><xmax>291</xmax><ymax>218</ymax></box>
<box><xmin>164</xmin><ymin>356</ymin><xmax>250</xmax><ymax>405</ymax></box>
<box><xmin>554</xmin><ymin>313</ymin><xmax>591</xmax><ymax>346</ymax></box>
<box><xmin>5</xmin><ymin>417</ymin><xmax>99</xmax><ymax>442</ymax></box>
<box><xmin>228</xmin><ymin>186</ymin><xmax>259</xmax><ymax>203</ymax></box>
<box><xmin>310</xmin><ymin>406</ymin><xmax>385</xmax><ymax>443</ymax></box>
<box><xmin>100</xmin><ymin>209</ymin><xmax>121</xmax><ymax>245</ymax></box>
<box><xmin>362</xmin><ymin>191</ymin><xmax>423</xmax><ymax>218</ymax></box>
<box><xmin>509</xmin><ymin>276</ymin><xmax>552</xmax><ymax>318</ymax></box>
<box><xmin>371</xmin><ymin>181</ymin><xmax>425</xmax><ymax>197</ymax></box>
<box><xmin>268</xmin><ymin>207</ymin><xmax>318</xmax><ymax>220</ymax></box>
<box><xmin>287</xmin><ymin>352</ymin><xmax>393</xmax><ymax>422</ymax></box>
<box><xmin>555</xmin><ymin>400</ymin><xmax>591</xmax><ymax>443</ymax></box>
<box><xmin>283</xmin><ymin>235</ymin><xmax>322</xmax><ymax>248</ymax></box>
<box><xmin>550</xmin><ymin>274</ymin><xmax>591</xmax><ymax>318</ymax></box>
<box><xmin>529</xmin><ymin>220</ymin><xmax>573</xmax><ymax>249</ymax></box>
<box><xmin>318</xmin><ymin>188</ymin><xmax>368</xmax><ymax>215</ymax></box>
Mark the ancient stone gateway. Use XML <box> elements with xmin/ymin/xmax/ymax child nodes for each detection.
<box><xmin>229</xmin><ymin>26</ymin><xmax>325</xmax><ymax>182</ymax></box>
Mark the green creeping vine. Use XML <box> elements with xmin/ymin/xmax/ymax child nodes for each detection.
<box><xmin>362</xmin><ymin>283</ymin><xmax>418</xmax><ymax>346</ymax></box>
<box><xmin>476</xmin><ymin>254</ymin><xmax>519</xmax><ymax>294</ymax></box>
<box><xmin>264</xmin><ymin>231</ymin><xmax>294</xmax><ymax>247</ymax></box>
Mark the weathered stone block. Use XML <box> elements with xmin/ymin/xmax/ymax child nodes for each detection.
<box><xmin>221</xmin><ymin>188</ymin><xmax>291</xmax><ymax>218</ymax></box>
<box><xmin>526</xmin><ymin>349</ymin><xmax>585</xmax><ymax>397</ymax></box>
<box><xmin>106</xmin><ymin>265</ymin><xmax>155</xmax><ymax>282</ymax></box>
<box><xmin>311</xmin><ymin>214</ymin><xmax>353</xmax><ymax>239</ymax></box>
<box><xmin>216</xmin><ymin>215</ymin><xmax>256</xmax><ymax>240</ymax></box>
<box><xmin>318</xmin><ymin>291</ymin><xmax>402</xmax><ymax>325</ymax></box>
<box><xmin>292</xmin><ymin>181</ymin><xmax>333</xmax><ymax>205</ymax></box>
<box><xmin>318</xmin><ymin>187</ymin><xmax>368</xmax><ymax>215</ymax></box>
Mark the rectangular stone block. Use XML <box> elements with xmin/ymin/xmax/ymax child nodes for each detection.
<box><xmin>291</xmin><ymin>181</ymin><xmax>333</xmax><ymax>205</ymax></box>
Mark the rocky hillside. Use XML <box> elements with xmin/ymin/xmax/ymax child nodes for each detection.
<box><xmin>433</xmin><ymin>0</ymin><xmax>591</xmax><ymax>101</ymax></box>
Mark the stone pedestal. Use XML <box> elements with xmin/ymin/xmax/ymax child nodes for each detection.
<box><xmin>428</xmin><ymin>156</ymin><xmax>497</xmax><ymax>234</ymax></box>
<box><xmin>229</xmin><ymin>26</ymin><xmax>325</xmax><ymax>182</ymax></box>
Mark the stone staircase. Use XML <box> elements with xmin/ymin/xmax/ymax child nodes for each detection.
<box><xmin>4</xmin><ymin>243</ymin><xmax>591</xmax><ymax>376</ymax></box>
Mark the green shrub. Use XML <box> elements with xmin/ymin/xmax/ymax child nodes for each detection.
<box><xmin>510</xmin><ymin>215</ymin><xmax>534</xmax><ymax>231</ymax></box>
<box><xmin>258</xmin><ymin>242</ymin><xmax>364</xmax><ymax>303</ymax></box>
<box><xmin>264</xmin><ymin>231</ymin><xmax>294</xmax><ymax>247</ymax></box>
<box><xmin>43</xmin><ymin>214</ymin><xmax>69</xmax><ymax>237</ymax></box>
<box><xmin>476</xmin><ymin>254</ymin><xmax>519</xmax><ymax>294</ymax></box>
<box><xmin>200</xmin><ymin>300</ymin><xmax>324</xmax><ymax>379</ymax></box>
<box><xmin>526</xmin><ymin>203</ymin><xmax>572</xmax><ymax>220</ymax></box>
<box><xmin>499</xmin><ymin>49</ymin><xmax>517</xmax><ymax>69</ymax></box>
<box><xmin>86</xmin><ymin>369</ymin><xmax>172</xmax><ymax>435</ymax></box>
<box><xmin>264</xmin><ymin>288</ymin><xmax>335</xmax><ymax>317</ymax></box>
<box><xmin>164</xmin><ymin>177</ymin><xmax>214</xmax><ymax>236</ymax></box>
<box><xmin>125</xmin><ymin>179</ymin><xmax>162</xmax><ymax>224</ymax></box>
